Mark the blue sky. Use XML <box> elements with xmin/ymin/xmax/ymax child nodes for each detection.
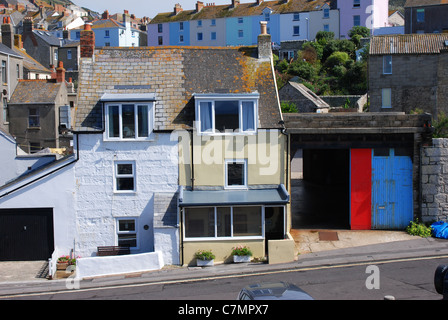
<box><xmin>72</xmin><ymin>0</ymin><xmax>253</xmax><ymax>19</ymax></box>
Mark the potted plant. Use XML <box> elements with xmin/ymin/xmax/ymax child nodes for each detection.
<box><xmin>231</xmin><ymin>245</ymin><xmax>252</xmax><ymax>263</ymax></box>
<box><xmin>195</xmin><ymin>250</ymin><xmax>215</xmax><ymax>267</ymax></box>
<box><xmin>56</xmin><ymin>255</ymin><xmax>77</xmax><ymax>270</ymax></box>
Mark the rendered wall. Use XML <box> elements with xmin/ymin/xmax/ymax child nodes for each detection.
<box><xmin>74</xmin><ymin>132</ymin><xmax>179</xmax><ymax>258</ymax></box>
<box><xmin>182</xmin><ymin>239</ymin><xmax>264</xmax><ymax>266</ymax></box>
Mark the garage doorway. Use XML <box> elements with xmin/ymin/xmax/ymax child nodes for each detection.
<box><xmin>291</xmin><ymin>149</ymin><xmax>350</xmax><ymax>229</ymax></box>
<box><xmin>0</xmin><ymin>208</ymin><xmax>54</xmax><ymax>261</ymax></box>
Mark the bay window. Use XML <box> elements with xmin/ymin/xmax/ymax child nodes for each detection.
<box><xmin>184</xmin><ymin>206</ymin><xmax>262</xmax><ymax>239</ymax></box>
<box><xmin>105</xmin><ymin>102</ymin><xmax>153</xmax><ymax>140</ymax></box>
<box><xmin>195</xmin><ymin>94</ymin><xmax>258</xmax><ymax>134</ymax></box>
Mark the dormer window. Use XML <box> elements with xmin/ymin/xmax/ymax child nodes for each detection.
<box><xmin>195</xmin><ymin>93</ymin><xmax>258</xmax><ymax>135</ymax></box>
<box><xmin>102</xmin><ymin>93</ymin><xmax>155</xmax><ymax>141</ymax></box>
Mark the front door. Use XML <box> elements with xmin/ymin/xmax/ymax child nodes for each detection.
<box><xmin>265</xmin><ymin>206</ymin><xmax>285</xmax><ymax>254</ymax></box>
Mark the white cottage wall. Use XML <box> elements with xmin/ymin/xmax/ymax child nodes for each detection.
<box><xmin>74</xmin><ymin>132</ymin><xmax>179</xmax><ymax>259</ymax></box>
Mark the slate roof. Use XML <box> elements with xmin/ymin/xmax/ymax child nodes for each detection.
<box><xmin>74</xmin><ymin>46</ymin><xmax>282</xmax><ymax>132</ymax></box>
<box><xmin>9</xmin><ymin>80</ymin><xmax>63</xmax><ymax>104</ymax></box>
<box><xmin>369</xmin><ymin>33</ymin><xmax>448</xmax><ymax>55</ymax></box>
<box><xmin>404</xmin><ymin>0</ymin><xmax>448</xmax><ymax>7</ymax></box>
<box><xmin>12</xmin><ymin>46</ymin><xmax>52</xmax><ymax>74</ymax></box>
<box><xmin>150</xmin><ymin>0</ymin><xmax>329</xmax><ymax>23</ymax></box>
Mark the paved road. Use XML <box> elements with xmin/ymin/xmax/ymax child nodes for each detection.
<box><xmin>3</xmin><ymin>256</ymin><xmax>444</xmax><ymax>301</ymax></box>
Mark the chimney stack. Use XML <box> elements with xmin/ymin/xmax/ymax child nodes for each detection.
<box><xmin>256</xmin><ymin>0</ymin><xmax>263</xmax><ymax>5</ymax></box>
<box><xmin>102</xmin><ymin>10</ymin><xmax>109</xmax><ymax>20</ymax></box>
<box><xmin>80</xmin><ymin>23</ymin><xmax>95</xmax><ymax>58</ymax></box>
<box><xmin>63</xmin><ymin>28</ymin><xmax>70</xmax><ymax>40</ymax></box>
<box><xmin>23</xmin><ymin>17</ymin><xmax>33</xmax><ymax>33</ymax></box>
<box><xmin>174</xmin><ymin>3</ymin><xmax>183</xmax><ymax>15</ymax></box>
<box><xmin>1</xmin><ymin>16</ymin><xmax>13</xmax><ymax>49</ymax></box>
<box><xmin>258</xmin><ymin>21</ymin><xmax>271</xmax><ymax>60</ymax></box>
<box><xmin>56</xmin><ymin>61</ymin><xmax>65</xmax><ymax>83</ymax></box>
<box><xmin>232</xmin><ymin>0</ymin><xmax>240</xmax><ymax>8</ymax></box>
<box><xmin>196</xmin><ymin>1</ymin><xmax>204</xmax><ymax>12</ymax></box>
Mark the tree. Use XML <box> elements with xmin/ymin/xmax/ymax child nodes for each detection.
<box><xmin>348</xmin><ymin>26</ymin><xmax>370</xmax><ymax>39</ymax></box>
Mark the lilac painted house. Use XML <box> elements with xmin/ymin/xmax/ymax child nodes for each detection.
<box><xmin>337</xmin><ymin>0</ymin><xmax>389</xmax><ymax>38</ymax></box>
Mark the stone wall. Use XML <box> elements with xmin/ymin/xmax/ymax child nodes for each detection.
<box><xmin>421</xmin><ymin>138</ymin><xmax>448</xmax><ymax>223</ymax></box>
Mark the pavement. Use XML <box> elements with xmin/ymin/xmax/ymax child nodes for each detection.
<box><xmin>0</xmin><ymin>230</ymin><xmax>448</xmax><ymax>297</ymax></box>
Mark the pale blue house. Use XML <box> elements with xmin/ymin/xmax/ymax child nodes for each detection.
<box><xmin>71</xmin><ymin>11</ymin><xmax>140</xmax><ymax>47</ymax></box>
<box><xmin>148</xmin><ymin>0</ymin><xmax>336</xmax><ymax>47</ymax></box>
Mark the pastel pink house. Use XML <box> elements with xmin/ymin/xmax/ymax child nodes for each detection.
<box><xmin>337</xmin><ymin>0</ymin><xmax>389</xmax><ymax>38</ymax></box>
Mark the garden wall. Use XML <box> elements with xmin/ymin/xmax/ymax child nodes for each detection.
<box><xmin>421</xmin><ymin>138</ymin><xmax>448</xmax><ymax>223</ymax></box>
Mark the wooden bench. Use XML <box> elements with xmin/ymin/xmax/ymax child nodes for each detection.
<box><xmin>97</xmin><ymin>246</ymin><xmax>131</xmax><ymax>256</ymax></box>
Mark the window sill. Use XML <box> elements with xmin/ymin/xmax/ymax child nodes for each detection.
<box><xmin>27</xmin><ymin>126</ymin><xmax>41</xmax><ymax>130</ymax></box>
<box><xmin>184</xmin><ymin>236</ymin><xmax>264</xmax><ymax>242</ymax></box>
<box><xmin>114</xmin><ymin>190</ymin><xmax>137</xmax><ymax>194</ymax></box>
<box><xmin>198</xmin><ymin>131</ymin><xmax>257</xmax><ymax>136</ymax></box>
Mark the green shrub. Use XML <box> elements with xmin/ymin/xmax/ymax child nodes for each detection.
<box><xmin>406</xmin><ymin>220</ymin><xmax>432</xmax><ymax>237</ymax></box>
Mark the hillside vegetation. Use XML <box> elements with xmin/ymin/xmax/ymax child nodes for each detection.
<box><xmin>274</xmin><ymin>27</ymin><xmax>369</xmax><ymax>96</ymax></box>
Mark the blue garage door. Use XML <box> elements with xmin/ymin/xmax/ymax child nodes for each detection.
<box><xmin>371</xmin><ymin>148</ymin><xmax>413</xmax><ymax>230</ymax></box>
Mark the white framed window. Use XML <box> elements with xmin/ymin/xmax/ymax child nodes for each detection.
<box><xmin>353</xmin><ymin>15</ymin><xmax>361</xmax><ymax>26</ymax></box>
<box><xmin>323</xmin><ymin>8</ymin><xmax>329</xmax><ymax>19</ymax></box>
<box><xmin>383</xmin><ymin>55</ymin><xmax>392</xmax><ymax>74</ymax></box>
<box><xmin>353</xmin><ymin>0</ymin><xmax>360</xmax><ymax>8</ymax></box>
<box><xmin>238</xmin><ymin>29</ymin><xmax>244</xmax><ymax>38</ymax></box>
<box><xmin>293</xmin><ymin>13</ymin><xmax>300</xmax><ymax>21</ymax></box>
<box><xmin>225</xmin><ymin>159</ymin><xmax>247</xmax><ymax>189</ymax></box>
<box><xmin>116</xmin><ymin>218</ymin><xmax>138</xmax><ymax>248</ymax></box>
<box><xmin>195</xmin><ymin>94</ymin><xmax>258</xmax><ymax>135</ymax></box>
<box><xmin>105</xmin><ymin>102</ymin><xmax>154</xmax><ymax>140</ymax></box>
<box><xmin>293</xmin><ymin>26</ymin><xmax>300</xmax><ymax>36</ymax></box>
<box><xmin>114</xmin><ymin>161</ymin><xmax>136</xmax><ymax>192</ymax></box>
<box><xmin>381</xmin><ymin>88</ymin><xmax>392</xmax><ymax>108</ymax></box>
<box><xmin>183</xmin><ymin>206</ymin><xmax>263</xmax><ymax>240</ymax></box>
<box><xmin>28</xmin><ymin>108</ymin><xmax>40</xmax><ymax>127</ymax></box>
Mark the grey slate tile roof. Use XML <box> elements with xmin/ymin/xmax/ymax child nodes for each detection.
<box><xmin>74</xmin><ymin>46</ymin><xmax>282</xmax><ymax>132</ymax></box>
<box><xmin>9</xmin><ymin>80</ymin><xmax>63</xmax><ymax>104</ymax></box>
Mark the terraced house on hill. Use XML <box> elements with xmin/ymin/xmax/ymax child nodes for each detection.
<box><xmin>148</xmin><ymin>0</ymin><xmax>390</xmax><ymax>47</ymax></box>
<box><xmin>73</xmin><ymin>22</ymin><xmax>290</xmax><ymax>266</ymax></box>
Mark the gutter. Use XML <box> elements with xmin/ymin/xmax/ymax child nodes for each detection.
<box><xmin>0</xmin><ymin>134</ymin><xmax>79</xmax><ymax>199</ymax></box>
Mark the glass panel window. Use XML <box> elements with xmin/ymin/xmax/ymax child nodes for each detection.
<box><xmin>353</xmin><ymin>0</ymin><xmax>360</xmax><ymax>7</ymax></box>
<box><xmin>323</xmin><ymin>8</ymin><xmax>329</xmax><ymax>18</ymax></box>
<box><xmin>184</xmin><ymin>206</ymin><xmax>264</xmax><ymax>239</ymax></box>
<box><xmin>2</xmin><ymin>60</ymin><xmax>6</xmax><ymax>83</ymax></box>
<box><xmin>106</xmin><ymin>103</ymin><xmax>152</xmax><ymax>140</ymax></box>
<box><xmin>185</xmin><ymin>207</ymin><xmax>215</xmax><ymax>238</ymax></box>
<box><xmin>117</xmin><ymin>219</ymin><xmax>137</xmax><ymax>248</ymax></box>
<box><xmin>215</xmin><ymin>100</ymin><xmax>239</xmax><ymax>132</ymax></box>
<box><xmin>199</xmin><ymin>101</ymin><xmax>213</xmax><ymax>132</ymax></box>
<box><xmin>226</xmin><ymin>160</ymin><xmax>246</xmax><ymax>188</ymax></box>
<box><xmin>217</xmin><ymin>207</ymin><xmax>231</xmax><ymax>237</ymax></box>
<box><xmin>417</xmin><ymin>9</ymin><xmax>424</xmax><ymax>23</ymax></box>
<box><xmin>293</xmin><ymin>26</ymin><xmax>300</xmax><ymax>36</ymax></box>
<box><xmin>28</xmin><ymin>108</ymin><xmax>40</xmax><ymax>127</ymax></box>
<box><xmin>115</xmin><ymin>161</ymin><xmax>136</xmax><ymax>192</ymax></box>
<box><xmin>383</xmin><ymin>55</ymin><xmax>392</xmax><ymax>74</ymax></box>
<box><xmin>381</xmin><ymin>88</ymin><xmax>392</xmax><ymax>108</ymax></box>
<box><xmin>196</xmin><ymin>96</ymin><xmax>258</xmax><ymax>134</ymax></box>
<box><xmin>233</xmin><ymin>207</ymin><xmax>262</xmax><ymax>236</ymax></box>
<box><xmin>122</xmin><ymin>104</ymin><xmax>135</xmax><ymax>139</ymax></box>
<box><xmin>353</xmin><ymin>15</ymin><xmax>360</xmax><ymax>26</ymax></box>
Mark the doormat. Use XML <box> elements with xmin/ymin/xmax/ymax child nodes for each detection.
<box><xmin>318</xmin><ymin>231</ymin><xmax>339</xmax><ymax>241</ymax></box>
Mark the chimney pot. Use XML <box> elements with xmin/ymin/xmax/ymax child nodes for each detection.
<box><xmin>258</xmin><ymin>21</ymin><xmax>271</xmax><ymax>60</ymax></box>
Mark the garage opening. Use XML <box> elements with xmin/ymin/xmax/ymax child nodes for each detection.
<box><xmin>0</xmin><ymin>208</ymin><xmax>54</xmax><ymax>261</ymax></box>
<box><xmin>291</xmin><ymin>149</ymin><xmax>350</xmax><ymax>229</ymax></box>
